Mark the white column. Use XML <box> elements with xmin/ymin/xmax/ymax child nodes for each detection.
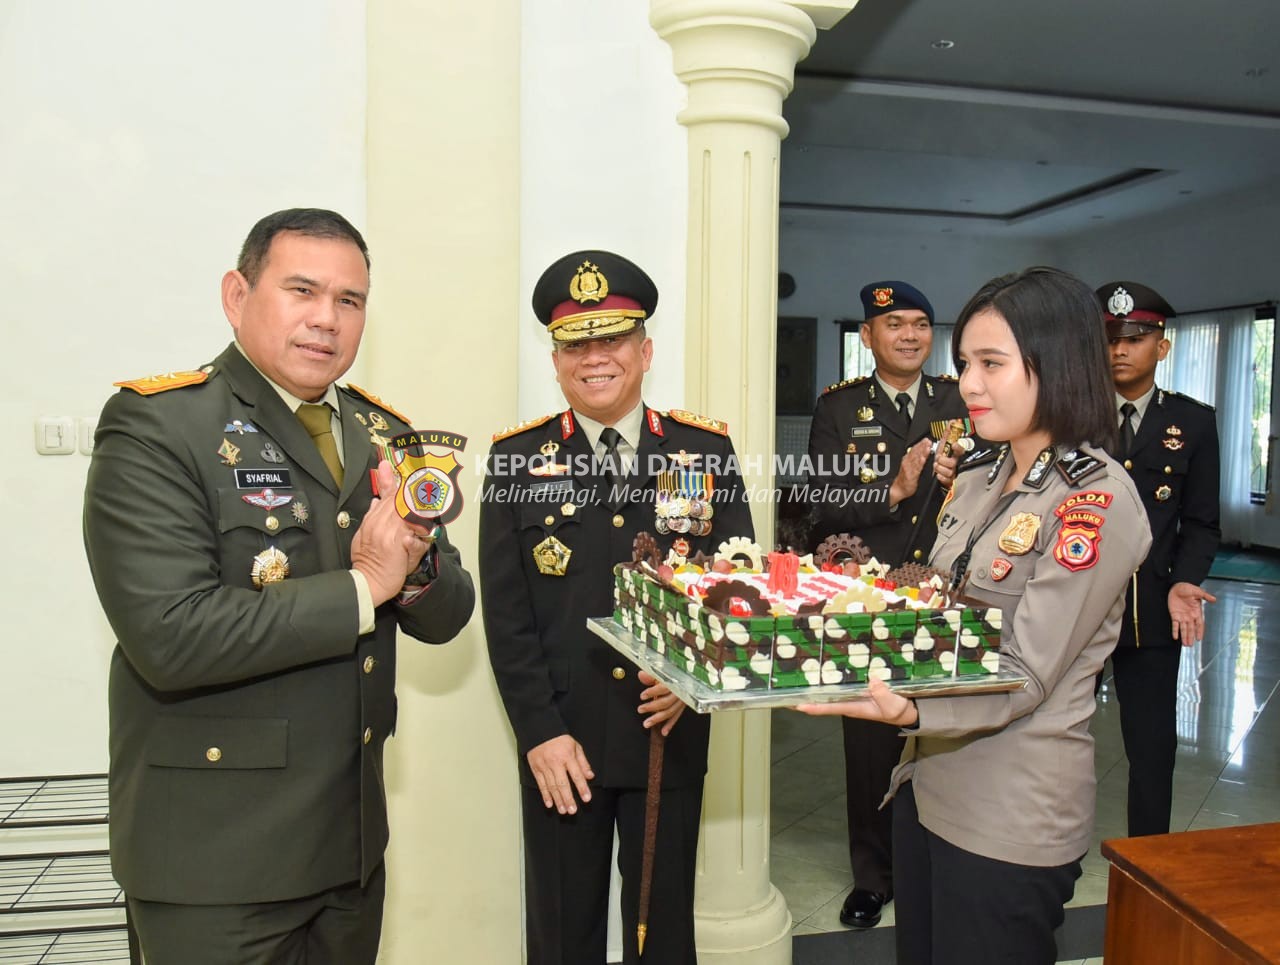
<box><xmin>650</xmin><ymin>2</ymin><xmax>854</xmax><ymax>961</ymax></box>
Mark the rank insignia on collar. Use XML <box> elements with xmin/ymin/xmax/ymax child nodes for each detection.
<box><xmin>646</xmin><ymin>409</ymin><xmax>664</xmax><ymax>437</ymax></box>
<box><xmin>1056</xmin><ymin>451</ymin><xmax>1105</xmax><ymax>485</ymax></box>
<box><xmin>925</xmin><ymin>382</ymin><xmax>935</xmax><ymax>398</ymax></box>
<box><xmin>532</xmin><ymin>535</ymin><xmax>572</xmax><ymax>576</ymax></box>
<box><xmin>1024</xmin><ymin>448</ymin><xmax>1056</xmax><ymax>488</ymax></box>
<box><xmin>218</xmin><ymin>438</ymin><xmax>241</xmax><ymax>466</ymax></box>
<box><xmin>225</xmin><ymin>420</ymin><xmax>258</xmax><ymax>435</ymax></box>
<box><xmin>1166</xmin><ymin>425</ymin><xmax>1183</xmax><ymax>436</ymax></box>
<box><xmin>1163</xmin><ymin>438</ymin><xmax>1185</xmax><ymax>451</ymax></box>
<box><xmin>998</xmin><ymin>512</ymin><xmax>1041</xmax><ymax>556</ymax></box>
<box><xmin>251</xmin><ymin>547</ymin><xmax>290</xmax><ymax>588</ymax></box>
<box><xmin>261</xmin><ymin>442</ymin><xmax>285</xmax><ymax>464</ymax></box>
<box><xmin>857</xmin><ymin>406</ymin><xmax>874</xmax><ymax>422</ymax></box>
<box><xmin>1155</xmin><ymin>484</ymin><xmax>1173</xmax><ymax>502</ymax></box>
<box><xmin>989</xmin><ymin>558</ymin><xmax>1012</xmax><ymax>581</ymax></box>
<box><xmin>561</xmin><ymin>411</ymin><xmax>576</xmax><ymax>439</ymax></box>
<box><xmin>242</xmin><ymin>488</ymin><xmax>292</xmax><ymax>510</ymax></box>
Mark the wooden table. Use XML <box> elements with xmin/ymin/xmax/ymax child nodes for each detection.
<box><xmin>1102</xmin><ymin>823</ymin><xmax>1280</xmax><ymax>964</ymax></box>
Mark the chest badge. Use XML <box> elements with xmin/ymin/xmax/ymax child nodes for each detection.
<box><xmin>218</xmin><ymin>438</ymin><xmax>242</xmax><ymax>466</ymax></box>
<box><xmin>251</xmin><ymin>547</ymin><xmax>290</xmax><ymax>588</ymax></box>
<box><xmin>1162</xmin><ymin>438</ymin><xmax>1185</xmax><ymax>451</ymax></box>
<box><xmin>532</xmin><ymin>535</ymin><xmax>572</xmax><ymax>576</ymax></box>
<box><xmin>856</xmin><ymin>406</ymin><xmax>874</xmax><ymax>423</ymax></box>
<box><xmin>242</xmin><ymin>488</ymin><xmax>292</xmax><ymax>510</ymax></box>
<box><xmin>1166</xmin><ymin>425</ymin><xmax>1182</xmax><ymax>436</ymax></box>
<box><xmin>989</xmin><ymin>558</ymin><xmax>1012</xmax><ymax>581</ymax></box>
<box><xmin>997</xmin><ymin>512</ymin><xmax>1041</xmax><ymax>556</ymax></box>
<box><xmin>1154</xmin><ymin>484</ymin><xmax>1173</xmax><ymax>502</ymax></box>
<box><xmin>224</xmin><ymin>420</ymin><xmax>259</xmax><ymax>435</ymax></box>
<box><xmin>260</xmin><ymin>442</ymin><xmax>286</xmax><ymax>464</ymax></box>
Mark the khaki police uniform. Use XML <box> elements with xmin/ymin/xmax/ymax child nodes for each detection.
<box><xmin>887</xmin><ymin>443</ymin><xmax>1151</xmax><ymax>965</ymax></box>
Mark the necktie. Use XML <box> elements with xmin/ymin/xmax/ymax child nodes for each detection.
<box><xmin>297</xmin><ymin>403</ymin><xmax>344</xmax><ymax>486</ymax></box>
<box><xmin>895</xmin><ymin>392</ymin><xmax>912</xmax><ymax>427</ymax></box>
<box><xmin>598</xmin><ymin>427</ymin><xmax>626</xmax><ymax>510</ymax></box>
<box><xmin>1118</xmin><ymin>402</ymin><xmax>1137</xmax><ymax>458</ymax></box>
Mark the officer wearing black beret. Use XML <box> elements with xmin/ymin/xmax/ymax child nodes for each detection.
<box><xmin>480</xmin><ymin>250</ymin><xmax>753</xmax><ymax>964</ymax></box>
<box><xmin>806</xmin><ymin>279</ymin><xmax>968</xmax><ymax>928</ymax></box>
<box><xmin>1099</xmin><ymin>280</ymin><xmax>1221</xmax><ymax>837</ymax></box>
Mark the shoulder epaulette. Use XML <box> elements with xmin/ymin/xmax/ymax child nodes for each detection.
<box><xmin>1167</xmin><ymin>390</ymin><xmax>1215</xmax><ymax>412</ymax></box>
<box><xmin>115</xmin><ymin>370</ymin><xmax>209</xmax><ymax>395</ymax></box>
<box><xmin>822</xmin><ymin>376</ymin><xmax>869</xmax><ymax>395</ymax></box>
<box><xmin>343</xmin><ymin>383</ymin><xmax>412</xmax><ymax>424</ymax></box>
<box><xmin>492</xmin><ymin>412</ymin><xmax>557</xmax><ymax>443</ymax></box>
<box><xmin>1056</xmin><ymin>449</ymin><xmax>1108</xmax><ymax>487</ymax></box>
<box><xmin>957</xmin><ymin>442</ymin><xmax>1003</xmax><ymax>473</ymax></box>
<box><xmin>667</xmin><ymin>409</ymin><xmax>728</xmax><ymax>435</ymax></box>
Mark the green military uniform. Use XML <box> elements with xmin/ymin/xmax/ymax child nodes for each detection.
<box><xmin>83</xmin><ymin>345</ymin><xmax>474</xmax><ymax>944</ymax></box>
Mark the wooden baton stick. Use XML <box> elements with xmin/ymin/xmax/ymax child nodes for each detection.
<box><xmin>637</xmin><ymin>725</ymin><xmax>666</xmax><ymax>957</ymax></box>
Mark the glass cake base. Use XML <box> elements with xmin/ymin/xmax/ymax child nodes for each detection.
<box><xmin>587</xmin><ymin>617</ymin><xmax>1028</xmax><ymax>713</ymax></box>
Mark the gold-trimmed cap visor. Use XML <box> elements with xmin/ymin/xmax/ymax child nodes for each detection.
<box><xmin>532</xmin><ymin>249</ymin><xmax>658</xmax><ymax>341</ymax></box>
<box><xmin>547</xmin><ymin>305</ymin><xmax>648</xmax><ymax>343</ymax></box>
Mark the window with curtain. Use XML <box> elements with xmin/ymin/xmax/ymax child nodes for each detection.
<box><xmin>840</xmin><ymin>321</ymin><xmax>957</xmax><ymax>379</ymax></box>
<box><xmin>1155</xmin><ymin>305</ymin><xmax>1265</xmax><ymax>544</ymax></box>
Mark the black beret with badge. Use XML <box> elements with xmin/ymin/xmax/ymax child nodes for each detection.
<box><xmin>1096</xmin><ymin>281</ymin><xmax>1176</xmax><ymax>338</ymax></box>
<box><xmin>532</xmin><ymin>250</ymin><xmax>659</xmax><ymax>343</ymax></box>
<box><xmin>859</xmin><ymin>280</ymin><xmax>934</xmax><ymax>324</ymax></box>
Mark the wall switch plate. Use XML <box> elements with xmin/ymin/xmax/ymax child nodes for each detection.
<box><xmin>35</xmin><ymin>416</ymin><xmax>76</xmax><ymax>454</ymax></box>
<box><xmin>78</xmin><ymin>417</ymin><xmax>98</xmax><ymax>454</ymax></box>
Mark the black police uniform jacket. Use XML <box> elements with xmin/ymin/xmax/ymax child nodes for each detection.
<box><xmin>807</xmin><ymin>373</ymin><xmax>967</xmax><ymax>564</ymax></box>
<box><xmin>1118</xmin><ymin>387</ymin><xmax>1221</xmax><ymax>648</ymax></box>
<box><xmin>83</xmin><ymin>344</ymin><xmax>475</xmax><ymax>905</ymax></box>
<box><xmin>479</xmin><ymin>407</ymin><xmax>753</xmax><ymax>789</ymax></box>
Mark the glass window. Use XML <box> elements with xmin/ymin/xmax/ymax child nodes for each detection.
<box><xmin>1251</xmin><ymin>308</ymin><xmax>1275</xmax><ymax>503</ymax></box>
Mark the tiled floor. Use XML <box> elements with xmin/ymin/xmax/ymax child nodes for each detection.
<box><xmin>774</xmin><ymin>576</ymin><xmax>1280</xmax><ymax>964</ymax></box>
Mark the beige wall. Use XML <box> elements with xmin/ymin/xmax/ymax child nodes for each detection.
<box><xmin>365</xmin><ymin>2</ymin><xmax>523</xmax><ymax>962</ymax></box>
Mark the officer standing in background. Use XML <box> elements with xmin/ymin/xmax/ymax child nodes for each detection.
<box><xmin>806</xmin><ymin>281</ymin><xmax>967</xmax><ymax>929</ymax></box>
<box><xmin>480</xmin><ymin>250</ymin><xmax>754</xmax><ymax>965</ymax></box>
<box><xmin>1098</xmin><ymin>280</ymin><xmax>1222</xmax><ymax>837</ymax></box>
<box><xmin>83</xmin><ymin>208</ymin><xmax>475</xmax><ymax>964</ymax></box>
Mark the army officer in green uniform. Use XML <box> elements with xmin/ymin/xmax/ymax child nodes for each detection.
<box><xmin>83</xmin><ymin>208</ymin><xmax>475</xmax><ymax>965</ymax></box>
<box><xmin>480</xmin><ymin>250</ymin><xmax>754</xmax><ymax>965</ymax></box>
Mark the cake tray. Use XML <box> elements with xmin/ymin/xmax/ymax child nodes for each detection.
<box><xmin>587</xmin><ymin>618</ymin><xmax>1028</xmax><ymax>713</ymax></box>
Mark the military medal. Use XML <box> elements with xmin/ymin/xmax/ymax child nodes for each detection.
<box><xmin>261</xmin><ymin>442</ymin><xmax>285</xmax><ymax>464</ymax></box>
<box><xmin>655</xmin><ymin>465</ymin><xmax>714</xmax><ymax>537</ymax></box>
<box><xmin>998</xmin><ymin>512</ymin><xmax>1041</xmax><ymax>555</ymax></box>
<box><xmin>224</xmin><ymin>420</ymin><xmax>259</xmax><ymax>435</ymax></box>
<box><xmin>218</xmin><ymin>438</ymin><xmax>241</xmax><ymax>466</ymax></box>
<box><xmin>251</xmin><ymin>547</ymin><xmax>290</xmax><ymax>587</ymax></box>
<box><xmin>1155</xmin><ymin>485</ymin><xmax>1172</xmax><ymax>502</ymax></box>
<box><xmin>856</xmin><ymin>406</ymin><xmax>874</xmax><ymax>422</ymax></box>
<box><xmin>532</xmin><ymin>535</ymin><xmax>572</xmax><ymax>576</ymax></box>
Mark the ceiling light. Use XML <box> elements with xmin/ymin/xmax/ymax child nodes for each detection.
<box><xmin>931</xmin><ymin>39</ymin><xmax>955</xmax><ymax>50</ymax></box>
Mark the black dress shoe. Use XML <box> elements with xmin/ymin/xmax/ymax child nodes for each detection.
<box><xmin>839</xmin><ymin>888</ymin><xmax>891</xmax><ymax>929</ymax></box>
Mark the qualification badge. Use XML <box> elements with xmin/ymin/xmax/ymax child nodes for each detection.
<box><xmin>532</xmin><ymin>535</ymin><xmax>572</xmax><ymax>576</ymax></box>
<box><xmin>218</xmin><ymin>438</ymin><xmax>241</xmax><ymax>466</ymax></box>
<box><xmin>1163</xmin><ymin>438</ymin><xmax>1185</xmax><ymax>451</ymax></box>
<box><xmin>261</xmin><ymin>442</ymin><xmax>286</xmax><ymax>464</ymax></box>
<box><xmin>291</xmin><ymin>502</ymin><xmax>310</xmax><ymax>523</ymax></box>
<box><xmin>251</xmin><ymin>547</ymin><xmax>290</xmax><ymax>588</ymax></box>
<box><xmin>1155</xmin><ymin>485</ymin><xmax>1173</xmax><ymax>502</ymax></box>
<box><xmin>859</xmin><ymin>466</ymin><xmax>878</xmax><ymax>484</ymax></box>
<box><xmin>998</xmin><ymin>512</ymin><xmax>1041</xmax><ymax>555</ymax></box>
<box><xmin>856</xmin><ymin>406</ymin><xmax>874</xmax><ymax>423</ymax></box>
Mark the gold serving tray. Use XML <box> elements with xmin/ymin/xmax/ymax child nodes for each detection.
<box><xmin>587</xmin><ymin>617</ymin><xmax>1028</xmax><ymax>713</ymax></box>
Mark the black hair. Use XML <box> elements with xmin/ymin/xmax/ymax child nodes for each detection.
<box><xmin>952</xmin><ymin>266</ymin><xmax>1116</xmax><ymax>452</ymax></box>
<box><xmin>236</xmin><ymin>208</ymin><xmax>370</xmax><ymax>287</ymax></box>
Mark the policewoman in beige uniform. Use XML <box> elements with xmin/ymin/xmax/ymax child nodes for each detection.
<box><xmin>802</xmin><ymin>267</ymin><xmax>1151</xmax><ymax>965</ymax></box>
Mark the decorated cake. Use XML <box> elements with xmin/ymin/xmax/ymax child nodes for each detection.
<box><xmin>611</xmin><ymin>534</ymin><xmax>1002</xmax><ymax>692</ymax></box>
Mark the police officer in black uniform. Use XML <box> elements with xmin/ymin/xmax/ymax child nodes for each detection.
<box><xmin>479</xmin><ymin>251</ymin><xmax>754</xmax><ymax>965</ymax></box>
<box><xmin>1098</xmin><ymin>280</ymin><xmax>1222</xmax><ymax>837</ymax></box>
<box><xmin>806</xmin><ymin>281</ymin><xmax>967</xmax><ymax>928</ymax></box>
